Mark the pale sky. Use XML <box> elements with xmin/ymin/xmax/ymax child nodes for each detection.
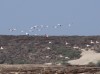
<box><xmin>0</xmin><ymin>0</ymin><xmax>100</xmax><ymax>36</ymax></box>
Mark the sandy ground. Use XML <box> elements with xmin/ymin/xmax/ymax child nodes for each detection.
<box><xmin>68</xmin><ymin>49</ymin><xmax>100</xmax><ymax>65</ymax></box>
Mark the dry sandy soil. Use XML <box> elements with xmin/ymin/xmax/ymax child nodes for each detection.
<box><xmin>0</xmin><ymin>64</ymin><xmax>100</xmax><ymax>74</ymax></box>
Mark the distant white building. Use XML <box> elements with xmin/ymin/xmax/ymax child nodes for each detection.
<box><xmin>65</xmin><ymin>42</ymin><xmax>69</xmax><ymax>45</ymax></box>
<box><xmin>0</xmin><ymin>46</ymin><xmax>4</xmax><ymax>50</ymax></box>
<box><xmin>45</xmin><ymin>34</ymin><xmax>48</xmax><ymax>37</ymax></box>
<box><xmin>49</xmin><ymin>41</ymin><xmax>52</xmax><ymax>44</ymax></box>
<box><xmin>44</xmin><ymin>63</ymin><xmax>52</xmax><ymax>65</ymax></box>
<box><xmin>86</xmin><ymin>44</ymin><xmax>90</xmax><ymax>47</ymax></box>
<box><xmin>73</xmin><ymin>46</ymin><xmax>79</xmax><ymax>49</ymax></box>
<box><xmin>65</xmin><ymin>57</ymin><xmax>69</xmax><ymax>59</ymax></box>
<box><xmin>46</xmin><ymin>56</ymin><xmax>49</xmax><ymax>58</ymax></box>
<box><xmin>59</xmin><ymin>54</ymin><xmax>63</xmax><ymax>58</ymax></box>
<box><xmin>90</xmin><ymin>40</ymin><xmax>94</xmax><ymax>44</ymax></box>
<box><xmin>46</xmin><ymin>47</ymin><xmax>51</xmax><ymax>50</ymax></box>
<box><xmin>96</xmin><ymin>41</ymin><xmax>99</xmax><ymax>44</ymax></box>
<box><xmin>56</xmin><ymin>63</ymin><xmax>62</xmax><ymax>66</ymax></box>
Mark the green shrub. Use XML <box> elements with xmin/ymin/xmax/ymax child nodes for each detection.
<box><xmin>55</xmin><ymin>46</ymin><xmax>81</xmax><ymax>59</ymax></box>
<box><xmin>96</xmin><ymin>61</ymin><xmax>100</xmax><ymax>67</ymax></box>
<box><xmin>88</xmin><ymin>62</ymin><xmax>96</xmax><ymax>67</ymax></box>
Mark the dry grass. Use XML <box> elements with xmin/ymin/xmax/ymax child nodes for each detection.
<box><xmin>0</xmin><ymin>64</ymin><xmax>100</xmax><ymax>74</ymax></box>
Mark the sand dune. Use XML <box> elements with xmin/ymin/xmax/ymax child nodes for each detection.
<box><xmin>68</xmin><ymin>49</ymin><xmax>100</xmax><ymax>65</ymax></box>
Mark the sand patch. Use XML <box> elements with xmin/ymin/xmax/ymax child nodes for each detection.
<box><xmin>68</xmin><ymin>49</ymin><xmax>100</xmax><ymax>65</ymax></box>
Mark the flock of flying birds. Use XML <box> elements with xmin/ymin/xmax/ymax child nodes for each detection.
<box><xmin>8</xmin><ymin>24</ymin><xmax>71</xmax><ymax>36</ymax></box>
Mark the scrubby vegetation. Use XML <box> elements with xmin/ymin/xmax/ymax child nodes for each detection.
<box><xmin>55</xmin><ymin>46</ymin><xmax>81</xmax><ymax>59</ymax></box>
<box><xmin>0</xmin><ymin>35</ymin><xmax>100</xmax><ymax>64</ymax></box>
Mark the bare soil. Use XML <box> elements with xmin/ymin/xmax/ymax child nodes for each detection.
<box><xmin>0</xmin><ymin>64</ymin><xmax>100</xmax><ymax>74</ymax></box>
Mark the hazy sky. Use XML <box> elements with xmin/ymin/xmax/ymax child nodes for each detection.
<box><xmin>0</xmin><ymin>0</ymin><xmax>100</xmax><ymax>36</ymax></box>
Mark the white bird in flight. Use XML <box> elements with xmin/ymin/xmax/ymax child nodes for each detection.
<box><xmin>54</xmin><ymin>26</ymin><xmax>57</xmax><ymax>29</ymax></box>
<box><xmin>26</xmin><ymin>32</ymin><xmax>29</xmax><ymax>35</ymax></box>
<box><xmin>30</xmin><ymin>27</ymin><xmax>33</xmax><ymax>29</ymax></box>
<box><xmin>9</xmin><ymin>28</ymin><xmax>16</xmax><ymax>32</ymax></box>
<box><xmin>21</xmin><ymin>30</ymin><xmax>24</xmax><ymax>33</ymax></box>
<box><xmin>57</xmin><ymin>24</ymin><xmax>62</xmax><ymax>26</ymax></box>
<box><xmin>68</xmin><ymin>24</ymin><xmax>71</xmax><ymax>27</ymax></box>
